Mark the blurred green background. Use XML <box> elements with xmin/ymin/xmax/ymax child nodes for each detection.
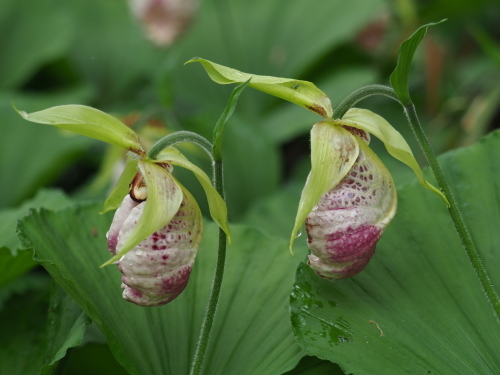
<box><xmin>1</xmin><ymin>0</ymin><xmax>499</xmax><ymax>373</ymax></box>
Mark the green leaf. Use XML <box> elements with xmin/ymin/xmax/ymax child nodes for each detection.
<box><xmin>103</xmin><ymin>160</ymin><xmax>183</xmax><ymax>266</ymax></box>
<box><xmin>58</xmin><ymin>343</ymin><xmax>129</xmax><ymax>375</ymax></box>
<box><xmin>187</xmin><ymin>58</ymin><xmax>333</xmax><ymax>118</ymax></box>
<box><xmin>291</xmin><ymin>123</ymin><xmax>359</xmax><ymax>249</ymax></box>
<box><xmin>290</xmin><ymin>130</ymin><xmax>500</xmax><ymax>374</ymax></box>
<box><xmin>212</xmin><ymin>79</ymin><xmax>251</xmax><ymax>161</ymax></box>
<box><xmin>244</xmin><ymin>184</ymin><xmax>304</xmax><ymax>240</ymax></box>
<box><xmin>0</xmin><ymin>248</ymin><xmax>37</xmax><ymax>289</ymax></box>
<box><xmin>0</xmin><ymin>280</ymin><xmax>89</xmax><ymax>375</ymax></box>
<box><xmin>100</xmin><ymin>157</ymin><xmax>138</xmax><ymax>214</ymax></box>
<box><xmin>156</xmin><ymin>151</ymin><xmax>231</xmax><ymax>243</ymax></box>
<box><xmin>18</xmin><ymin>204</ymin><xmax>303</xmax><ymax>375</ymax></box>
<box><xmin>15</xmin><ymin>104</ymin><xmax>145</xmax><ymax>156</ymax></box>
<box><xmin>341</xmin><ymin>108</ymin><xmax>448</xmax><ymax>205</ymax></box>
<box><xmin>41</xmin><ymin>284</ymin><xmax>91</xmax><ymax>375</ymax></box>
<box><xmin>389</xmin><ymin>20</ymin><xmax>446</xmax><ymax>106</ymax></box>
<box><xmin>0</xmin><ymin>189</ymin><xmax>71</xmax><ymax>255</ymax></box>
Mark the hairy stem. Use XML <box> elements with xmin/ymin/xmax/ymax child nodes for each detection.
<box><xmin>332</xmin><ymin>84</ymin><xmax>400</xmax><ymax>119</ymax></box>
<box><xmin>190</xmin><ymin>160</ymin><xmax>226</xmax><ymax>375</ymax></box>
<box><xmin>148</xmin><ymin>131</ymin><xmax>213</xmax><ymax>161</ymax></box>
<box><xmin>334</xmin><ymin>84</ymin><xmax>500</xmax><ymax>322</ymax></box>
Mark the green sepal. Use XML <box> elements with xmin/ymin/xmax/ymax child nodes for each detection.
<box><xmin>390</xmin><ymin>20</ymin><xmax>446</xmax><ymax>106</ymax></box>
<box><xmin>186</xmin><ymin>58</ymin><xmax>333</xmax><ymax>118</ymax></box>
<box><xmin>290</xmin><ymin>122</ymin><xmax>359</xmax><ymax>250</ymax></box>
<box><xmin>14</xmin><ymin>104</ymin><xmax>146</xmax><ymax>156</ymax></box>
<box><xmin>101</xmin><ymin>160</ymin><xmax>183</xmax><ymax>267</ymax></box>
<box><xmin>341</xmin><ymin>108</ymin><xmax>449</xmax><ymax>205</ymax></box>
<box><xmin>155</xmin><ymin>149</ymin><xmax>232</xmax><ymax>244</ymax></box>
<box><xmin>100</xmin><ymin>156</ymin><xmax>139</xmax><ymax>214</ymax></box>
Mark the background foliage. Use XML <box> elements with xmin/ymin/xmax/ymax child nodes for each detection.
<box><xmin>1</xmin><ymin>0</ymin><xmax>500</xmax><ymax>373</ymax></box>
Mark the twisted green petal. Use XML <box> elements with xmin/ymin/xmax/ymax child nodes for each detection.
<box><xmin>156</xmin><ymin>150</ymin><xmax>231</xmax><ymax>244</ymax></box>
<box><xmin>341</xmin><ymin>108</ymin><xmax>449</xmax><ymax>206</ymax></box>
<box><xmin>100</xmin><ymin>157</ymin><xmax>139</xmax><ymax>214</ymax></box>
<box><xmin>14</xmin><ymin>104</ymin><xmax>145</xmax><ymax>156</ymax></box>
<box><xmin>101</xmin><ymin>160</ymin><xmax>183</xmax><ymax>266</ymax></box>
<box><xmin>291</xmin><ymin>122</ymin><xmax>359</xmax><ymax>250</ymax></box>
<box><xmin>186</xmin><ymin>58</ymin><xmax>333</xmax><ymax>118</ymax></box>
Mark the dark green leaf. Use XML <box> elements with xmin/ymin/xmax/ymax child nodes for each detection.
<box><xmin>0</xmin><ymin>278</ymin><xmax>51</xmax><ymax>375</ymax></box>
<box><xmin>58</xmin><ymin>344</ymin><xmax>129</xmax><ymax>375</ymax></box>
<box><xmin>282</xmin><ymin>356</ymin><xmax>344</xmax><ymax>375</ymax></box>
<box><xmin>389</xmin><ymin>20</ymin><xmax>446</xmax><ymax>106</ymax></box>
<box><xmin>218</xmin><ymin>115</ymin><xmax>281</xmax><ymax>219</ymax></box>
<box><xmin>0</xmin><ymin>248</ymin><xmax>37</xmax><ymax>289</ymax></box>
<box><xmin>18</xmin><ymin>203</ymin><xmax>303</xmax><ymax>375</ymax></box>
<box><xmin>0</xmin><ymin>280</ymin><xmax>88</xmax><ymax>375</ymax></box>
<box><xmin>0</xmin><ymin>272</ymin><xmax>49</xmax><ymax>311</ymax></box>
<box><xmin>290</xmin><ymin>130</ymin><xmax>500</xmax><ymax>374</ymax></box>
<box><xmin>41</xmin><ymin>285</ymin><xmax>91</xmax><ymax>375</ymax></box>
<box><xmin>212</xmin><ymin>79</ymin><xmax>250</xmax><ymax>161</ymax></box>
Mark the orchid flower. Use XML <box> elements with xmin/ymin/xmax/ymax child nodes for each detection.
<box><xmin>188</xmin><ymin>58</ymin><xmax>448</xmax><ymax>280</ymax></box>
<box><xmin>16</xmin><ymin>104</ymin><xmax>230</xmax><ymax>305</ymax></box>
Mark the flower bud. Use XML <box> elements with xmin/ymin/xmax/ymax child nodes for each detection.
<box><xmin>107</xmin><ymin>177</ymin><xmax>202</xmax><ymax>306</ymax></box>
<box><xmin>305</xmin><ymin>138</ymin><xmax>397</xmax><ymax>280</ymax></box>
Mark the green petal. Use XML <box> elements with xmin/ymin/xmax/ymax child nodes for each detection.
<box><xmin>155</xmin><ymin>150</ymin><xmax>232</xmax><ymax>244</ymax></box>
<box><xmin>186</xmin><ymin>58</ymin><xmax>333</xmax><ymax>118</ymax></box>
<box><xmin>101</xmin><ymin>160</ymin><xmax>183</xmax><ymax>266</ymax></box>
<box><xmin>290</xmin><ymin>122</ymin><xmax>359</xmax><ymax>250</ymax></box>
<box><xmin>14</xmin><ymin>104</ymin><xmax>145</xmax><ymax>156</ymax></box>
<box><xmin>341</xmin><ymin>108</ymin><xmax>449</xmax><ymax>205</ymax></box>
<box><xmin>100</xmin><ymin>157</ymin><xmax>139</xmax><ymax>214</ymax></box>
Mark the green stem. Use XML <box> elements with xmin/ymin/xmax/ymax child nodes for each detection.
<box><xmin>190</xmin><ymin>160</ymin><xmax>227</xmax><ymax>375</ymax></box>
<box><xmin>148</xmin><ymin>131</ymin><xmax>213</xmax><ymax>160</ymax></box>
<box><xmin>404</xmin><ymin>103</ymin><xmax>500</xmax><ymax>322</ymax></box>
<box><xmin>334</xmin><ymin>84</ymin><xmax>500</xmax><ymax>322</ymax></box>
<box><xmin>332</xmin><ymin>84</ymin><xmax>400</xmax><ymax>119</ymax></box>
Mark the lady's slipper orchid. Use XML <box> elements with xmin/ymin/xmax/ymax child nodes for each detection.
<box><xmin>189</xmin><ymin>58</ymin><xmax>448</xmax><ymax>280</ymax></box>
<box><xmin>16</xmin><ymin>104</ymin><xmax>230</xmax><ymax>305</ymax></box>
